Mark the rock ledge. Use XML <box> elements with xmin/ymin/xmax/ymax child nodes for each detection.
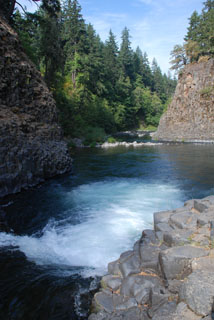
<box><xmin>89</xmin><ymin>196</ymin><xmax>214</xmax><ymax>320</ymax></box>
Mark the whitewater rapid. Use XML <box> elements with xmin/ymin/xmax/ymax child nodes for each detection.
<box><xmin>0</xmin><ymin>178</ymin><xmax>184</xmax><ymax>276</ymax></box>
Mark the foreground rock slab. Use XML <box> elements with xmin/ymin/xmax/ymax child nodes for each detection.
<box><xmin>89</xmin><ymin>195</ymin><xmax>214</xmax><ymax>319</ymax></box>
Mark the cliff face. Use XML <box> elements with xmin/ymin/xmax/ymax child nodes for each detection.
<box><xmin>154</xmin><ymin>59</ymin><xmax>214</xmax><ymax>141</ymax></box>
<box><xmin>0</xmin><ymin>16</ymin><xmax>72</xmax><ymax>198</ymax></box>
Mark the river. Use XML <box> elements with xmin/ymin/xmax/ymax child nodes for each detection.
<box><xmin>0</xmin><ymin>143</ymin><xmax>214</xmax><ymax>319</ymax></box>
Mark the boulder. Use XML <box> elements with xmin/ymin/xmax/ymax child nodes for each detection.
<box><xmin>139</xmin><ymin>244</ymin><xmax>161</xmax><ymax>272</ymax></box>
<box><xmin>151</xmin><ymin>301</ymin><xmax>177</xmax><ymax>320</ymax></box>
<box><xmin>173</xmin><ymin>302</ymin><xmax>201</xmax><ymax>320</ymax></box>
<box><xmin>159</xmin><ymin>246</ymin><xmax>208</xmax><ymax>280</ymax></box>
<box><xmin>197</xmin><ymin>210</ymin><xmax>214</xmax><ymax>226</ymax></box>
<box><xmin>120</xmin><ymin>274</ymin><xmax>163</xmax><ymax>304</ymax></box>
<box><xmin>140</xmin><ymin>229</ymin><xmax>159</xmax><ymax>245</ymax></box>
<box><xmin>154</xmin><ymin>222</ymin><xmax>174</xmax><ymax>233</ymax></box>
<box><xmin>169</xmin><ymin>211</ymin><xmax>198</xmax><ymax>229</ymax></box>
<box><xmin>153</xmin><ymin>210</ymin><xmax>173</xmax><ymax>228</ymax></box>
<box><xmin>163</xmin><ymin>229</ymin><xmax>193</xmax><ymax>247</ymax></box>
<box><xmin>119</xmin><ymin>252</ymin><xmax>141</xmax><ymax>278</ymax></box>
<box><xmin>193</xmin><ymin>200</ymin><xmax>208</xmax><ymax>213</ymax></box>
<box><xmin>192</xmin><ymin>256</ymin><xmax>214</xmax><ymax>272</ymax></box>
<box><xmin>112</xmin><ymin>294</ymin><xmax>137</xmax><ymax>311</ymax></box>
<box><xmin>93</xmin><ymin>291</ymin><xmax>114</xmax><ymax>313</ymax></box>
<box><xmin>101</xmin><ymin>275</ymin><xmax>122</xmax><ymax>291</ymax></box>
<box><xmin>147</xmin><ymin>286</ymin><xmax>169</xmax><ymax>317</ymax></box>
<box><xmin>179</xmin><ymin>270</ymin><xmax>214</xmax><ymax>316</ymax></box>
<box><xmin>108</xmin><ymin>260</ymin><xmax>121</xmax><ymax>276</ymax></box>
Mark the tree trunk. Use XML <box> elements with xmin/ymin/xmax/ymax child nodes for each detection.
<box><xmin>7</xmin><ymin>0</ymin><xmax>16</xmax><ymax>21</ymax></box>
<box><xmin>72</xmin><ymin>70</ymin><xmax>76</xmax><ymax>88</ymax></box>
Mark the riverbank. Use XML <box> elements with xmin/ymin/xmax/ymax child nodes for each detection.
<box><xmin>70</xmin><ymin>133</ymin><xmax>214</xmax><ymax>149</ymax></box>
<box><xmin>89</xmin><ymin>195</ymin><xmax>214</xmax><ymax>320</ymax></box>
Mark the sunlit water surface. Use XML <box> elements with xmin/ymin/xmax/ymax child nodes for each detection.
<box><xmin>0</xmin><ymin>144</ymin><xmax>214</xmax><ymax>319</ymax></box>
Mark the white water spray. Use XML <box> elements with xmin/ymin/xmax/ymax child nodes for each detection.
<box><xmin>0</xmin><ymin>178</ymin><xmax>183</xmax><ymax>275</ymax></box>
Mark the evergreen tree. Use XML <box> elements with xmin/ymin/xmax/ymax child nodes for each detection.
<box><xmin>13</xmin><ymin>10</ymin><xmax>39</xmax><ymax>66</ymax></box>
<box><xmin>141</xmin><ymin>52</ymin><xmax>153</xmax><ymax>88</ymax></box>
<box><xmin>82</xmin><ymin>24</ymin><xmax>106</xmax><ymax>96</ymax></box>
<box><xmin>133</xmin><ymin>48</ymin><xmax>153</xmax><ymax>88</ymax></box>
<box><xmin>8</xmin><ymin>0</ymin><xmax>177</xmax><ymax>138</ymax></box>
<box><xmin>119</xmin><ymin>27</ymin><xmax>134</xmax><ymax>80</ymax></box>
<box><xmin>203</xmin><ymin>0</ymin><xmax>214</xmax><ymax>11</ymax></box>
<box><xmin>151</xmin><ymin>59</ymin><xmax>164</xmax><ymax>100</ymax></box>
<box><xmin>170</xmin><ymin>44</ymin><xmax>188</xmax><ymax>72</ymax></box>
<box><xmin>184</xmin><ymin>11</ymin><xmax>201</xmax><ymax>43</ymax></box>
<box><xmin>39</xmin><ymin>9</ymin><xmax>62</xmax><ymax>88</ymax></box>
<box><xmin>62</xmin><ymin>0</ymin><xmax>86</xmax><ymax>87</ymax></box>
<box><xmin>103</xmin><ymin>30</ymin><xmax>119</xmax><ymax>101</ymax></box>
<box><xmin>200</xmin><ymin>0</ymin><xmax>214</xmax><ymax>56</ymax></box>
<box><xmin>0</xmin><ymin>0</ymin><xmax>60</xmax><ymax>22</ymax></box>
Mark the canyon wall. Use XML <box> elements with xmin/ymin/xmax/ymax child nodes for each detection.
<box><xmin>154</xmin><ymin>59</ymin><xmax>214</xmax><ymax>141</ymax></box>
<box><xmin>0</xmin><ymin>16</ymin><xmax>72</xmax><ymax>198</ymax></box>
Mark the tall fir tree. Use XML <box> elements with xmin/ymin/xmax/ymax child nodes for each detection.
<box><xmin>62</xmin><ymin>0</ymin><xmax>86</xmax><ymax>87</ymax></box>
<box><xmin>103</xmin><ymin>30</ymin><xmax>120</xmax><ymax>101</ymax></box>
<box><xmin>119</xmin><ymin>27</ymin><xmax>134</xmax><ymax>81</ymax></box>
<box><xmin>39</xmin><ymin>9</ymin><xmax>62</xmax><ymax>88</ymax></box>
<box><xmin>184</xmin><ymin>11</ymin><xmax>201</xmax><ymax>42</ymax></box>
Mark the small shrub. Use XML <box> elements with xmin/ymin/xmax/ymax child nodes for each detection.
<box><xmin>200</xmin><ymin>86</ymin><xmax>214</xmax><ymax>98</ymax></box>
<box><xmin>89</xmin><ymin>142</ymin><xmax>97</xmax><ymax>148</ymax></box>
<box><xmin>139</xmin><ymin>124</ymin><xmax>157</xmax><ymax>131</ymax></box>
<box><xmin>83</xmin><ymin>126</ymin><xmax>106</xmax><ymax>145</ymax></box>
<box><xmin>107</xmin><ymin>136</ymin><xmax>117</xmax><ymax>143</ymax></box>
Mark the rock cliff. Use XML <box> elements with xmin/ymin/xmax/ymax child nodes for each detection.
<box><xmin>154</xmin><ymin>59</ymin><xmax>214</xmax><ymax>141</ymax></box>
<box><xmin>0</xmin><ymin>16</ymin><xmax>72</xmax><ymax>198</ymax></box>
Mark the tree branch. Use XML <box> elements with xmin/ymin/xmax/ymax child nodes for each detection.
<box><xmin>15</xmin><ymin>1</ymin><xmax>28</xmax><ymax>14</ymax></box>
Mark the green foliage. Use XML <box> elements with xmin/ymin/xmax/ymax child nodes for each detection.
<box><xmin>163</xmin><ymin>97</ymin><xmax>173</xmax><ymax>112</ymax></box>
<box><xmin>38</xmin><ymin>11</ymin><xmax>62</xmax><ymax>87</ymax></box>
<box><xmin>170</xmin><ymin>44</ymin><xmax>188</xmax><ymax>72</ymax></box>
<box><xmin>13</xmin><ymin>0</ymin><xmax>177</xmax><ymax>139</ymax></box>
<box><xmin>1</xmin><ymin>0</ymin><xmax>60</xmax><ymax>23</ymax></box>
<box><xmin>133</xmin><ymin>87</ymin><xmax>164</xmax><ymax>127</ymax></box>
<box><xmin>83</xmin><ymin>127</ymin><xmax>106</xmax><ymax>145</ymax></box>
<box><xmin>172</xmin><ymin>0</ymin><xmax>214</xmax><ymax>69</ymax></box>
<box><xmin>119</xmin><ymin>27</ymin><xmax>134</xmax><ymax>80</ymax></box>
<box><xmin>13</xmin><ymin>11</ymin><xmax>39</xmax><ymax>66</ymax></box>
<box><xmin>200</xmin><ymin>85</ymin><xmax>214</xmax><ymax>97</ymax></box>
<box><xmin>107</xmin><ymin>136</ymin><xmax>117</xmax><ymax>143</ymax></box>
<box><xmin>139</xmin><ymin>124</ymin><xmax>157</xmax><ymax>131</ymax></box>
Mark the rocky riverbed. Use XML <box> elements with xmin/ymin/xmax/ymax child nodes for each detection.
<box><xmin>89</xmin><ymin>195</ymin><xmax>214</xmax><ymax>320</ymax></box>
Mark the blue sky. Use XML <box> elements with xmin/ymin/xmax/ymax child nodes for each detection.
<box><xmin>20</xmin><ymin>0</ymin><xmax>204</xmax><ymax>73</ymax></box>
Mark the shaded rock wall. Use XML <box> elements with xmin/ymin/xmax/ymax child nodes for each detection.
<box><xmin>0</xmin><ymin>16</ymin><xmax>72</xmax><ymax>197</ymax></box>
<box><xmin>154</xmin><ymin>59</ymin><xmax>214</xmax><ymax>141</ymax></box>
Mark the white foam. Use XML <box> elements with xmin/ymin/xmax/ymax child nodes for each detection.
<box><xmin>0</xmin><ymin>179</ymin><xmax>184</xmax><ymax>276</ymax></box>
<box><xmin>98</xmin><ymin>141</ymin><xmax>163</xmax><ymax>148</ymax></box>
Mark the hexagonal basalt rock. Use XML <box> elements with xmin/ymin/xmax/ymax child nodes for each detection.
<box><xmin>159</xmin><ymin>246</ymin><xmax>209</xmax><ymax>280</ymax></box>
<box><xmin>179</xmin><ymin>270</ymin><xmax>214</xmax><ymax>317</ymax></box>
